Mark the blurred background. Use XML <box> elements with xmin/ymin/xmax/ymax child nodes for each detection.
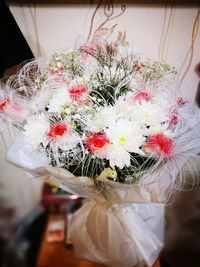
<box><xmin>0</xmin><ymin>1</ymin><xmax>200</xmax><ymax>267</ymax></box>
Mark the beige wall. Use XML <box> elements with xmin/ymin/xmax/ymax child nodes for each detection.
<box><xmin>9</xmin><ymin>2</ymin><xmax>200</xmax><ymax>101</ymax></box>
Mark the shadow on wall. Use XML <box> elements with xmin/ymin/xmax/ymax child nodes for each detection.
<box><xmin>195</xmin><ymin>62</ymin><xmax>200</xmax><ymax>107</ymax></box>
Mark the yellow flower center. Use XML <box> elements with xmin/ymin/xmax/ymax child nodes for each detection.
<box><xmin>119</xmin><ymin>136</ymin><xmax>126</xmax><ymax>144</ymax></box>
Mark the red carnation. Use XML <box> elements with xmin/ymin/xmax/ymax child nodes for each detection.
<box><xmin>47</xmin><ymin>122</ymin><xmax>68</xmax><ymax>139</ymax></box>
<box><xmin>86</xmin><ymin>132</ymin><xmax>110</xmax><ymax>152</ymax></box>
<box><xmin>145</xmin><ymin>133</ymin><xmax>173</xmax><ymax>156</ymax></box>
<box><xmin>69</xmin><ymin>84</ymin><xmax>87</xmax><ymax>101</ymax></box>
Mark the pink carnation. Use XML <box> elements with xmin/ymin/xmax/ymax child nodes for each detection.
<box><xmin>145</xmin><ymin>133</ymin><xmax>173</xmax><ymax>156</ymax></box>
<box><xmin>69</xmin><ymin>84</ymin><xmax>87</xmax><ymax>101</ymax></box>
<box><xmin>0</xmin><ymin>98</ymin><xmax>28</xmax><ymax>121</ymax></box>
<box><xmin>132</xmin><ymin>91</ymin><xmax>151</xmax><ymax>103</ymax></box>
<box><xmin>47</xmin><ymin>122</ymin><xmax>68</xmax><ymax>139</ymax></box>
<box><xmin>86</xmin><ymin>132</ymin><xmax>110</xmax><ymax>153</ymax></box>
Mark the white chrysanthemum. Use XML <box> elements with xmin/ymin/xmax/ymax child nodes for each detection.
<box><xmin>135</xmin><ymin>102</ymin><xmax>168</xmax><ymax>126</ymax></box>
<box><xmin>54</xmin><ymin>132</ymin><xmax>80</xmax><ymax>151</ymax></box>
<box><xmin>105</xmin><ymin>118</ymin><xmax>145</xmax><ymax>155</ymax></box>
<box><xmin>106</xmin><ymin>145</ymin><xmax>131</xmax><ymax>169</ymax></box>
<box><xmin>86</xmin><ymin>105</ymin><xmax>116</xmax><ymax>132</ymax></box>
<box><xmin>23</xmin><ymin>114</ymin><xmax>50</xmax><ymax>150</ymax></box>
<box><xmin>29</xmin><ymin>89</ymin><xmax>52</xmax><ymax>112</ymax></box>
<box><xmin>48</xmin><ymin>87</ymin><xmax>71</xmax><ymax>113</ymax></box>
<box><xmin>114</xmin><ymin>97</ymin><xmax>135</xmax><ymax>120</ymax></box>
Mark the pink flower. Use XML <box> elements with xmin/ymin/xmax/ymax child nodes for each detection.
<box><xmin>0</xmin><ymin>98</ymin><xmax>28</xmax><ymax>121</ymax></box>
<box><xmin>47</xmin><ymin>122</ymin><xmax>68</xmax><ymax>139</ymax></box>
<box><xmin>168</xmin><ymin>97</ymin><xmax>186</xmax><ymax>125</ymax></box>
<box><xmin>169</xmin><ymin>109</ymin><xmax>179</xmax><ymax>125</ymax></box>
<box><xmin>176</xmin><ymin>97</ymin><xmax>186</xmax><ymax>106</ymax></box>
<box><xmin>86</xmin><ymin>132</ymin><xmax>110</xmax><ymax>153</ymax></box>
<box><xmin>132</xmin><ymin>91</ymin><xmax>151</xmax><ymax>103</ymax></box>
<box><xmin>69</xmin><ymin>84</ymin><xmax>87</xmax><ymax>101</ymax></box>
<box><xmin>170</xmin><ymin>114</ymin><xmax>178</xmax><ymax>125</ymax></box>
<box><xmin>49</xmin><ymin>64</ymin><xmax>64</xmax><ymax>75</ymax></box>
<box><xmin>145</xmin><ymin>133</ymin><xmax>173</xmax><ymax>156</ymax></box>
<box><xmin>133</xmin><ymin>62</ymin><xmax>146</xmax><ymax>73</ymax></box>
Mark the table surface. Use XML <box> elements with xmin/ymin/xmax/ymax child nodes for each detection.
<box><xmin>36</xmin><ymin>214</ymin><xmax>160</xmax><ymax>267</ymax></box>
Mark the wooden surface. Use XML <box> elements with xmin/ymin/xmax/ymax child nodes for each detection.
<box><xmin>36</xmin><ymin>214</ymin><xmax>160</xmax><ymax>267</ymax></box>
<box><xmin>36</xmin><ymin>214</ymin><xmax>106</xmax><ymax>267</ymax></box>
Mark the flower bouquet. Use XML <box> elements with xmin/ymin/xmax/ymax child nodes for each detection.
<box><xmin>1</xmin><ymin>38</ymin><xmax>200</xmax><ymax>267</ymax></box>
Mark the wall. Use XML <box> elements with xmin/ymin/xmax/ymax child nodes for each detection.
<box><xmin>8</xmin><ymin>1</ymin><xmax>200</xmax><ymax>101</ymax></box>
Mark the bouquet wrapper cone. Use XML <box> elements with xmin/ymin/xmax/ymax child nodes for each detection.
<box><xmin>6</xmin><ymin>135</ymin><xmax>189</xmax><ymax>267</ymax></box>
